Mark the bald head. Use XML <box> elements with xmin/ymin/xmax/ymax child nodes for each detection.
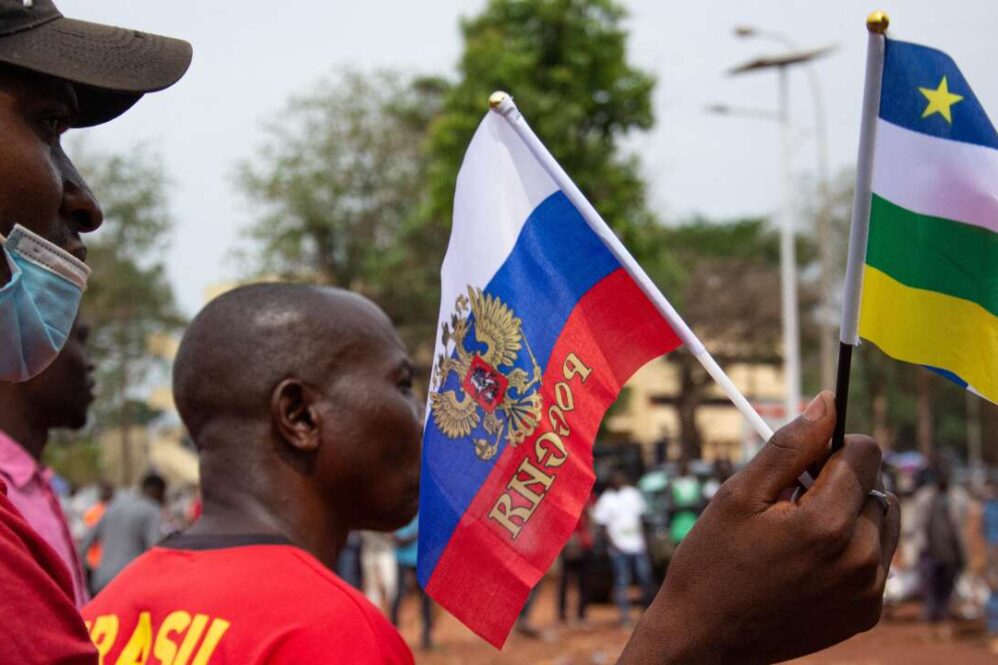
<box><xmin>173</xmin><ymin>283</ymin><xmax>397</xmax><ymax>441</ymax></box>
<box><xmin>173</xmin><ymin>282</ymin><xmax>423</xmax><ymax>539</ymax></box>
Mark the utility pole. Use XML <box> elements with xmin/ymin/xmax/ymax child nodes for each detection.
<box><xmin>729</xmin><ymin>45</ymin><xmax>834</xmax><ymax>422</ymax></box>
<box><xmin>735</xmin><ymin>27</ymin><xmax>838</xmax><ymax>390</ymax></box>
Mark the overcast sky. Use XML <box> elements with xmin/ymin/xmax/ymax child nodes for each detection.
<box><xmin>59</xmin><ymin>0</ymin><xmax>998</xmax><ymax>315</ymax></box>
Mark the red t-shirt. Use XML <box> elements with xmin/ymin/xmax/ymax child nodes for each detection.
<box><xmin>0</xmin><ymin>478</ymin><xmax>97</xmax><ymax>664</ymax></box>
<box><xmin>82</xmin><ymin>534</ymin><xmax>414</xmax><ymax>664</ymax></box>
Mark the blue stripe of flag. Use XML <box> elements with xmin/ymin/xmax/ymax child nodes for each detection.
<box><xmin>881</xmin><ymin>38</ymin><xmax>998</xmax><ymax>150</ymax></box>
<box><xmin>924</xmin><ymin>364</ymin><xmax>969</xmax><ymax>390</ymax></box>
<box><xmin>418</xmin><ymin>192</ymin><xmax>620</xmax><ymax>584</ymax></box>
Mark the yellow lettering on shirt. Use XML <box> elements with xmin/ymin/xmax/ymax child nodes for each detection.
<box><xmin>115</xmin><ymin>611</ymin><xmax>152</xmax><ymax>665</ymax></box>
<box><xmin>174</xmin><ymin>613</ymin><xmax>209</xmax><ymax>665</ymax></box>
<box><xmin>86</xmin><ymin>609</ymin><xmax>232</xmax><ymax>664</ymax></box>
<box><xmin>191</xmin><ymin>618</ymin><xmax>231</xmax><ymax>665</ymax></box>
<box><xmin>153</xmin><ymin>610</ymin><xmax>191</xmax><ymax>664</ymax></box>
<box><xmin>89</xmin><ymin>615</ymin><xmax>119</xmax><ymax>665</ymax></box>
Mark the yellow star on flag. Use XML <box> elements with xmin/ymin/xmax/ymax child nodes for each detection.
<box><xmin>919</xmin><ymin>76</ymin><xmax>963</xmax><ymax>123</ymax></box>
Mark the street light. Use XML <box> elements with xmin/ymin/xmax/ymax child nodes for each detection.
<box><xmin>736</xmin><ymin>26</ymin><xmax>840</xmax><ymax>395</ymax></box>
<box><xmin>726</xmin><ymin>43</ymin><xmax>833</xmax><ymax>425</ymax></box>
<box><xmin>703</xmin><ymin>103</ymin><xmax>780</xmax><ymax>121</ymax></box>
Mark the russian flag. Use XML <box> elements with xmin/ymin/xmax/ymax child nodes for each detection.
<box><xmin>417</xmin><ymin>104</ymin><xmax>682</xmax><ymax>647</ymax></box>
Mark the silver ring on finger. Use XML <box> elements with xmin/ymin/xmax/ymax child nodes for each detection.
<box><xmin>868</xmin><ymin>489</ymin><xmax>890</xmax><ymax>514</ymax></box>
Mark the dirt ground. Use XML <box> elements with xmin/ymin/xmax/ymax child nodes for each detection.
<box><xmin>396</xmin><ymin>581</ymin><xmax>998</xmax><ymax>664</ymax></box>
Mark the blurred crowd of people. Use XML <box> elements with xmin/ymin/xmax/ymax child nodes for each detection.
<box><xmin>542</xmin><ymin>452</ymin><xmax>998</xmax><ymax>653</ymax></box>
<box><xmin>546</xmin><ymin>458</ymin><xmax>734</xmax><ymax>629</ymax></box>
<box><xmin>19</xmin><ymin>470</ymin><xmax>203</xmax><ymax>602</ymax></box>
<box><xmin>60</xmin><ymin>476</ymin><xmax>201</xmax><ymax>597</ymax></box>
<box><xmin>883</xmin><ymin>453</ymin><xmax>998</xmax><ymax>653</ymax></box>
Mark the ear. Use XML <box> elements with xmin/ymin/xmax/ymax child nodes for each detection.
<box><xmin>271</xmin><ymin>378</ymin><xmax>323</xmax><ymax>453</ymax></box>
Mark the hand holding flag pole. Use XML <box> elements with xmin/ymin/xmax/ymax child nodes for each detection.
<box><xmin>489</xmin><ymin>91</ymin><xmax>813</xmax><ymax>487</ymax></box>
<box><xmin>832</xmin><ymin>11</ymin><xmax>889</xmax><ymax>451</ymax></box>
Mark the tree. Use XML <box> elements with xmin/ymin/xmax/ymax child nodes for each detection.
<box><xmin>238</xmin><ymin>2</ymin><xmax>670</xmax><ymax>353</ymax></box>
<box><xmin>421</xmin><ymin>0</ymin><xmax>673</xmax><ymax>287</ymax></box>
<box><xmin>76</xmin><ymin>146</ymin><xmax>183</xmax><ymax>484</ymax></box>
<box><xmin>236</xmin><ymin>70</ymin><xmax>447</xmax><ymax>347</ymax></box>
<box><xmin>657</xmin><ymin>218</ymin><xmax>819</xmax><ymax>460</ymax></box>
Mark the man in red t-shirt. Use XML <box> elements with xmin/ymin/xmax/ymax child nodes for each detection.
<box><xmin>84</xmin><ymin>284</ymin><xmax>418</xmax><ymax>664</ymax></box>
<box><xmin>0</xmin><ymin>1</ymin><xmax>189</xmax><ymax>662</ymax></box>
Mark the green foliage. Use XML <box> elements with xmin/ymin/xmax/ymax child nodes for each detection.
<box><xmin>666</xmin><ymin>217</ymin><xmax>778</xmax><ymax>264</ymax></box>
<box><xmin>236</xmin><ymin>70</ymin><xmax>446</xmax><ymax>346</ymax></box>
<box><xmin>423</xmin><ymin>0</ymin><xmax>670</xmax><ymax>286</ymax></box>
<box><xmin>653</xmin><ymin>215</ymin><xmax>821</xmax><ymax>459</ymax></box>
<box><xmin>662</xmin><ymin>216</ymin><xmax>815</xmax><ymax>360</ymax></box>
<box><xmin>77</xmin><ymin>147</ymin><xmax>183</xmax><ymax>429</ymax></box>
<box><xmin>237</xmin><ymin>2</ymin><xmax>669</xmax><ymax>350</ymax></box>
<box><xmin>42</xmin><ymin>434</ymin><xmax>102</xmax><ymax>488</ymax></box>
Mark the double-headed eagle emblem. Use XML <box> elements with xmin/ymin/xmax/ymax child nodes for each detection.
<box><xmin>430</xmin><ymin>286</ymin><xmax>543</xmax><ymax>460</ymax></box>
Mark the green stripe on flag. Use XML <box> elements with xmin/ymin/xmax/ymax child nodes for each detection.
<box><xmin>866</xmin><ymin>194</ymin><xmax>998</xmax><ymax>317</ymax></box>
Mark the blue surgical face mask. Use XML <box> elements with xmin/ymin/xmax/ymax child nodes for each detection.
<box><xmin>0</xmin><ymin>224</ymin><xmax>90</xmax><ymax>383</ymax></box>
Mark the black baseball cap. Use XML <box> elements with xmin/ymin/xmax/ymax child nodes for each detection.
<box><xmin>0</xmin><ymin>0</ymin><xmax>191</xmax><ymax>127</ymax></box>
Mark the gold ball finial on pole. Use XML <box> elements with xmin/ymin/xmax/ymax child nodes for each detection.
<box><xmin>489</xmin><ymin>91</ymin><xmax>510</xmax><ymax>109</ymax></box>
<box><xmin>866</xmin><ymin>11</ymin><xmax>889</xmax><ymax>34</ymax></box>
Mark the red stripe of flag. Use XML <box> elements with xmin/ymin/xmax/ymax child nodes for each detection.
<box><xmin>426</xmin><ymin>268</ymin><xmax>681</xmax><ymax>646</ymax></box>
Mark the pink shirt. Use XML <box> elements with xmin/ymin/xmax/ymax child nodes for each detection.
<box><xmin>0</xmin><ymin>430</ymin><xmax>88</xmax><ymax>607</ymax></box>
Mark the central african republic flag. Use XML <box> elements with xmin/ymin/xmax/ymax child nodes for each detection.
<box><xmin>859</xmin><ymin>37</ymin><xmax>997</xmax><ymax>403</ymax></box>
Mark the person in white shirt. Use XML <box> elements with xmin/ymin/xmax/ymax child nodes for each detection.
<box><xmin>594</xmin><ymin>471</ymin><xmax>654</xmax><ymax>625</ymax></box>
<box><xmin>360</xmin><ymin>530</ymin><xmax>398</xmax><ymax>615</ymax></box>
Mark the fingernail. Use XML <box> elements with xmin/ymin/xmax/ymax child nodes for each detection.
<box><xmin>803</xmin><ymin>393</ymin><xmax>827</xmax><ymax>422</ymax></box>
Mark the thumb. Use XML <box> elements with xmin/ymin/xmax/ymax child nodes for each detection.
<box><xmin>736</xmin><ymin>391</ymin><xmax>836</xmax><ymax>503</ymax></box>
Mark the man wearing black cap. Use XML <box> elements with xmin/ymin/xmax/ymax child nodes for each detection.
<box><xmin>0</xmin><ymin>2</ymin><xmax>189</xmax><ymax>662</ymax></box>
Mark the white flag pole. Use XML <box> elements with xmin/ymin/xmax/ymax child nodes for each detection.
<box><xmin>832</xmin><ymin>11</ymin><xmax>889</xmax><ymax>450</ymax></box>
<box><xmin>488</xmin><ymin>92</ymin><xmax>785</xmax><ymax>456</ymax></box>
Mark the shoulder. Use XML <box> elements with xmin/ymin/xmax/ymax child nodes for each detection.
<box><xmin>101</xmin><ymin>497</ymin><xmax>127</xmax><ymax>518</ymax></box>
<box><xmin>236</xmin><ymin>547</ymin><xmax>389</xmax><ymax>626</ymax></box>
<box><xmin>263</xmin><ymin>549</ymin><xmax>412</xmax><ymax>663</ymax></box>
<box><xmin>277</xmin><ymin>547</ymin><xmax>376</xmax><ymax>611</ymax></box>
<box><xmin>82</xmin><ymin>549</ymin><xmax>161</xmax><ymax>616</ymax></box>
<box><xmin>268</xmin><ymin>619</ymin><xmax>412</xmax><ymax>664</ymax></box>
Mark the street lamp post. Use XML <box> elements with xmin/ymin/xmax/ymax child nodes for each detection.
<box><xmin>703</xmin><ymin>103</ymin><xmax>780</xmax><ymax>121</ymax></box>
<box><xmin>736</xmin><ymin>26</ymin><xmax>839</xmax><ymax>392</ymax></box>
<box><xmin>777</xmin><ymin>64</ymin><xmax>800</xmax><ymax>427</ymax></box>
<box><xmin>728</xmin><ymin>45</ymin><xmax>833</xmax><ymax>424</ymax></box>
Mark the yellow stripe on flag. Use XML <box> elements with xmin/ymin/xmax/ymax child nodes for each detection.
<box><xmin>859</xmin><ymin>265</ymin><xmax>998</xmax><ymax>402</ymax></box>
